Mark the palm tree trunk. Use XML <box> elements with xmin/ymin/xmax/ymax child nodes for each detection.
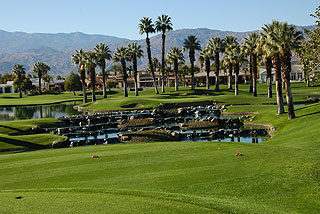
<box><xmin>91</xmin><ymin>69</ymin><xmax>96</xmax><ymax>102</ymax></box>
<box><xmin>206</xmin><ymin>59</ymin><xmax>210</xmax><ymax>89</ymax></box>
<box><xmin>190</xmin><ymin>51</ymin><xmax>195</xmax><ymax>90</ymax></box>
<box><xmin>249</xmin><ymin>58</ymin><xmax>253</xmax><ymax>93</ymax></box>
<box><xmin>133</xmin><ymin>56</ymin><xmax>139</xmax><ymax>96</ymax></box>
<box><xmin>122</xmin><ymin>60</ymin><xmax>128</xmax><ymax>97</ymax></box>
<box><xmin>252</xmin><ymin>54</ymin><xmax>257</xmax><ymax>97</ymax></box>
<box><xmin>161</xmin><ymin>33</ymin><xmax>166</xmax><ymax>93</ymax></box>
<box><xmin>18</xmin><ymin>75</ymin><xmax>22</xmax><ymax>98</ymax></box>
<box><xmin>281</xmin><ymin>52</ymin><xmax>295</xmax><ymax>119</ymax></box>
<box><xmin>146</xmin><ymin>37</ymin><xmax>159</xmax><ymax>94</ymax></box>
<box><xmin>174</xmin><ymin>59</ymin><xmax>179</xmax><ymax>91</ymax></box>
<box><xmin>272</xmin><ymin>54</ymin><xmax>284</xmax><ymax>115</ymax></box>
<box><xmin>80</xmin><ymin>70</ymin><xmax>87</xmax><ymax>103</ymax></box>
<box><xmin>38</xmin><ymin>74</ymin><xmax>42</xmax><ymax>95</ymax></box>
<box><xmin>265</xmin><ymin>57</ymin><xmax>273</xmax><ymax>98</ymax></box>
<box><xmin>102</xmin><ymin>63</ymin><xmax>107</xmax><ymax>98</ymax></box>
<box><xmin>228</xmin><ymin>63</ymin><xmax>233</xmax><ymax>89</ymax></box>
<box><xmin>234</xmin><ymin>63</ymin><xmax>239</xmax><ymax>96</ymax></box>
<box><xmin>214</xmin><ymin>53</ymin><xmax>220</xmax><ymax>91</ymax></box>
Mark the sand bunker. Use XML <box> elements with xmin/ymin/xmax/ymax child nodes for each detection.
<box><xmin>121</xmin><ymin>103</ymin><xmax>144</xmax><ymax>108</ymax></box>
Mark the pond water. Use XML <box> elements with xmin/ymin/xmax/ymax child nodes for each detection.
<box><xmin>0</xmin><ymin>101</ymin><xmax>81</xmax><ymax>121</ymax></box>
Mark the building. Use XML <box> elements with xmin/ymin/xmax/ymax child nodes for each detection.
<box><xmin>0</xmin><ymin>81</ymin><xmax>15</xmax><ymax>94</ymax></box>
<box><xmin>194</xmin><ymin>70</ymin><xmax>248</xmax><ymax>86</ymax></box>
<box><xmin>259</xmin><ymin>65</ymin><xmax>305</xmax><ymax>83</ymax></box>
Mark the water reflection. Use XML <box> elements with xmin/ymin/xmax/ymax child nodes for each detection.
<box><xmin>0</xmin><ymin>101</ymin><xmax>81</xmax><ymax>121</ymax></box>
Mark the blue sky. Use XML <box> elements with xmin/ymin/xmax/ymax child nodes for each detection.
<box><xmin>0</xmin><ymin>0</ymin><xmax>318</xmax><ymax>39</ymax></box>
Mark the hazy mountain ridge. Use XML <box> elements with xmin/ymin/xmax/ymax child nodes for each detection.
<box><xmin>0</xmin><ymin>25</ymin><xmax>316</xmax><ymax>77</ymax></box>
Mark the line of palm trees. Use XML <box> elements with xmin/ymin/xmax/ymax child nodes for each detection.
<box><xmin>72</xmin><ymin>16</ymin><xmax>302</xmax><ymax>120</ymax></box>
<box><xmin>12</xmin><ymin>62</ymin><xmax>51</xmax><ymax>98</ymax></box>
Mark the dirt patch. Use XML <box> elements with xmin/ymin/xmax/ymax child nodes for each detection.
<box><xmin>121</xmin><ymin>103</ymin><xmax>144</xmax><ymax>108</ymax></box>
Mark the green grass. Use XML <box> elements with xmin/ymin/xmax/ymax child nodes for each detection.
<box><xmin>0</xmin><ymin>118</ymin><xmax>66</xmax><ymax>151</ymax></box>
<box><xmin>0</xmin><ymin>101</ymin><xmax>320</xmax><ymax>213</ymax></box>
<box><xmin>82</xmin><ymin>82</ymin><xmax>320</xmax><ymax>111</ymax></box>
<box><xmin>0</xmin><ymin>91</ymin><xmax>103</xmax><ymax>106</ymax></box>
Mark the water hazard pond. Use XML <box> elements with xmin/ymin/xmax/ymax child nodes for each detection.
<box><xmin>0</xmin><ymin>101</ymin><xmax>270</xmax><ymax>147</ymax></box>
<box><xmin>0</xmin><ymin>101</ymin><xmax>81</xmax><ymax>121</ymax></box>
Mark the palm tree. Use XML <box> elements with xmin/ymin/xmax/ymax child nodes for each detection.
<box><xmin>208</xmin><ymin>37</ymin><xmax>225</xmax><ymax>91</ymax></box>
<box><xmin>166</xmin><ymin>47</ymin><xmax>185</xmax><ymax>91</ymax></box>
<box><xmin>12</xmin><ymin>64</ymin><xmax>26</xmax><ymax>98</ymax></box>
<box><xmin>268</xmin><ymin>22</ymin><xmax>303</xmax><ymax>119</ymax></box>
<box><xmin>256</xmin><ymin>33</ymin><xmax>273</xmax><ymax>98</ymax></box>
<box><xmin>155</xmin><ymin>14</ymin><xmax>173</xmax><ymax>93</ymax></box>
<box><xmin>113</xmin><ymin>47</ymin><xmax>131</xmax><ymax>97</ymax></box>
<box><xmin>139</xmin><ymin>17</ymin><xmax>159</xmax><ymax>94</ymax></box>
<box><xmin>243</xmin><ymin>32</ymin><xmax>259</xmax><ymax>96</ymax></box>
<box><xmin>198</xmin><ymin>46</ymin><xmax>212</xmax><ymax>89</ymax></box>
<box><xmin>183</xmin><ymin>35</ymin><xmax>201</xmax><ymax>90</ymax></box>
<box><xmin>263</xmin><ymin>21</ymin><xmax>284</xmax><ymax>115</ymax></box>
<box><xmin>224</xmin><ymin>35</ymin><xmax>237</xmax><ymax>89</ymax></box>
<box><xmin>32</xmin><ymin>62</ymin><xmax>50</xmax><ymax>95</ymax></box>
<box><xmin>225</xmin><ymin>42</ymin><xmax>241</xmax><ymax>95</ymax></box>
<box><xmin>72</xmin><ymin>49</ymin><xmax>87</xmax><ymax>103</ymax></box>
<box><xmin>128</xmin><ymin>43</ymin><xmax>144</xmax><ymax>96</ymax></box>
<box><xmin>84</xmin><ymin>52</ymin><xmax>97</xmax><ymax>102</ymax></box>
<box><xmin>94</xmin><ymin>43</ymin><xmax>112</xmax><ymax>98</ymax></box>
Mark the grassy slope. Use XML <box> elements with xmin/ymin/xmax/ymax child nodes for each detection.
<box><xmin>0</xmin><ymin>103</ymin><xmax>319</xmax><ymax>213</ymax></box>
<box><xmin>0</xmin><ymin>118</ymin><xmax>65</xmax><ymax>151</ymax></box>
<box><xmin>83</xmin><ymin>82</ymin><xmax>320</xmax><ymax>111</ymax></box>
<box><xmin>0</xmin><ymin>91</ymin><xmax>103</xmax><ymax>106</ymax></box>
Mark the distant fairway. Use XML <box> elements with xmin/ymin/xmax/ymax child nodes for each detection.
<box><xmin>0</xmin><ymin>102</ymin><xmax>320</xmax><ymax>213</ymax></box>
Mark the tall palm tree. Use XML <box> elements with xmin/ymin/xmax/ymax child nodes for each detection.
<box><xmin>166</xmin><ymin>47</ymin><xmax>185</xmax><ymax>91</ymax></box>
<box><xmin>94</xmin><ymin>43</ymin><xmax>112</xmax><ymax>98</ymax></box>
<box><xmin>198</xmin><ymin>46</ymin><xmax>212</xmax><ymax>89</ymax></box>
<box><xmin>128</xmin><ymin>43</ymin><xmax>144</xmax><ymax>96</ymax></box>
<box><xmin>155</xmin><ymin>14</ymin><xmax>173</xmax><ymax>93</ymax></box>
<box><xmin>224</xmin><ymin>35</ymin><xmax>237</xmax><ymax>89</ymax></box>
<box><xmin>256</xmin><ymin>33</ymin><xmax>273</xmax><ymax>98</ymax></box>
<box><xmin>243</xmin><ymin>32</ymin><xmax>259</xmax><ymax>96</ymax></box>
<box><xmin>139</xmin><ymin>17</ymin><xmax>159</xmax><ymax>94</ymax></box>
<box><xmin>269</xmin><ymin>22</ymin><xmax>303</xmax><ymax>119</ymax></box>
<box><xmin>208</xmin><ymin>37</ymin><xmax>225</xmax><ymax>91</ymax></box>
<box><xmin>183</xmin><ymin>35</ymin><xmax>201</xmax><ymax>90</ymax></box>
<box><xmin>113</xmin><ymin>47</ymin><xmax>131</xmax><ymax>97</ymax></box>
<box><xmin>84</xmin><ymin>52</ymin><xmax>97</xmax><ymax>102</ymax></box>
<box><xmin>32</xmin><ymin>62</ymin><xmax>50</xmax><ymax>95</ymax></box>
<box><xmin>263</xmin><ymin>21</ymin><xmax>284</xmax><ymax>115</ymax></box>
<box><xmin>72</xmin><ymin>48</ymin><xmax>87</xmax><ymax>103</ymax></box>
<box><xmin>225</xmin><ymin>42</ymin><xmax>241</xmax><ymax>95</ymax></box>
<box><xmin>12</xmin><ymin>64</ymin><xmax>26</xmax><ymax>98</ymax></box>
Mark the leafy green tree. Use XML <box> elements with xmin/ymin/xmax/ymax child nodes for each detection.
<box><xmin>32</xmin><ymin>62</ymin><xmax>51</xmax><ymax>95</ymax></box>
<box><xmin>139</xmin><ymin>17</ymin><xmax>159</xmax><ymax>94</ymax></box>
<box><xmin>56</xmin><ymin>75</ymin><xmax>65</xmax><ymax>80</ymax></box>
<box><xmin>128</xmin><ymin>43</ymin><xmax>144</xmax><ymax>96</ymax></box>
<box><xmin>11</xmin><ymin>64</ymin><xmax>26</xmax><ymax>98</ymax></box>
<box><xmin>64</xmin><ymin>73</ymin><xmax>81</xmax><ymax>96</ymax></box>
<box><xmin>298</xmin><ymin>5</ymin><xmax>320</xmax><ymax>87</ymax></box>
<box><xmin>94</xmin><ymin>43</ymin><xmax>112</xmax><ymax>98</ymax></box>
<box><xmin>208</xmin><ymin>37</ymin><xmax>225</xmax><ymax>91</ymax></box>
<box><xmin>155</xmin><ymin>14</ymin><xmax>173</xmax><ymax>93</ymax></box>
<box><xmin>84</xmin><ymin>52</ymin><xmax>98</xmax><ymax>102</ymax></box>
<box><xmin>166</xmin><ymin>47</ymin><xmax>185</xmax><ymax>91</ymax></box>
<box><xmin>183</xmin><ymin>35</ymin><xmax>201</xmax><ymax>90</ymax></box>
<box><xmin>113</xmin><ymin>47</ymin><xmax>131</xmax><ymax>97</ymax></box>
<box><xmin>72</xmin><ymin>48</ymin><xmax>87</xmax><ymax>103</ymax></box>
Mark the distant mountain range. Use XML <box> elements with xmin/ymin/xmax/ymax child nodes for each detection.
<box><xmin>0</xmin><ymin>25</ymin><xmax>316</xmax><ymax>77</ymax></box>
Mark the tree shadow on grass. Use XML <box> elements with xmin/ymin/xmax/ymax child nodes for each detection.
<box><xmin>296</xmin><ymin>111</ymin><xmax>320</xmax><ymax>118</ymax></box>
<box><xmin>0</xmin><ymin>137</ymin><xmax>48</xmax><ymax>149</ymax></box>
<box><xmin>0</xmin><ymin>125</ymin><xmax>23</xmax><ymax>133</ymax></box>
